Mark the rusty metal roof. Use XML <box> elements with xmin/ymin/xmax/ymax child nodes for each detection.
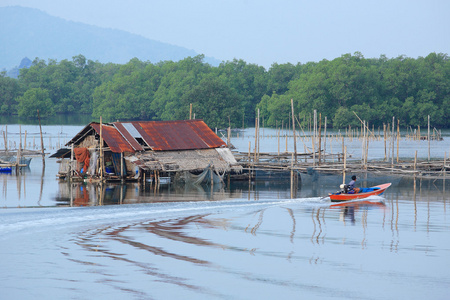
<box><xmin>67</xmin><ymin>120</ymin><xmax>226</xmax><ymax>153</ymax></box>
<box><xmin>113</xmin><ymin>122</ymin><xmax>144</xmax><ymax>151</ymax></box>
<box><xmin>113</xmin><ymin>120</ymin><xmax>226</xmax><ymax>151</ymax></box>
<box><xmin>91</xmin><ymin>123</ymin><xmax>135</xmax><ymax>153</ymax></box>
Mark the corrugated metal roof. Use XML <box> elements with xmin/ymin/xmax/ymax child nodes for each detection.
<box><xmin>113</xmin><ymin>122</ymin><xmax>144</xmax><ymax>151</ymax></box>
<box><xmin>113</xmin><ymin>120</ymin><xmax>226</xmax><ymax>151</ymax></box>
<box><xmin>67</xmin><ymin>120</ymin><xmax>226</xmax><ymax>153</ymax></box>
<box><xmin>91</xmin><ymin>123</ymin><xmax>135</xmax><ymax>153</ymax></box>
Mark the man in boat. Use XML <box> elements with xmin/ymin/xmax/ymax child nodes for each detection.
<box><xmin>347</xmin><ymin>175</ymin><xmax>360</xmax><ymax>194</ymax></box>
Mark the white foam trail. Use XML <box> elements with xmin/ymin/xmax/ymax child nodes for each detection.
<box><xmin>0</xmin><ymin>197</ymin><xmax>326</xmax><ymax>237</ymax></box>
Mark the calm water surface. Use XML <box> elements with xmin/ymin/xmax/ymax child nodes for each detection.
<box><xmin>1</xmin><ymin>125</ymin><xmax>449</xmax><ymax>299</ymax></box>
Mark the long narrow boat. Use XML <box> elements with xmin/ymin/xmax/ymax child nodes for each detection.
<box><xmin>329</xmin><ymin>183</ymin><xmax>391</xmax><ymax>202</ymax></box>
<box><xmin>329</xmin><ymin>198</ymin><xmax>386</xmax><ymax>208</ymax></box>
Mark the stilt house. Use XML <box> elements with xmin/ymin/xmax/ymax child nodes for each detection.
<box><xmin>56</xmin><ymin>120</ymin><xmax>241</xmax><ymax>184</ymax></box>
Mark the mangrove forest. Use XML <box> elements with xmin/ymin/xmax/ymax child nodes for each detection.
<box><xmin>1</xmin><ymin>52</ymin><xmax>449</xmax><ymax>129</ymax></box>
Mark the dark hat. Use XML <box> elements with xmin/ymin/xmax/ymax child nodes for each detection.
<box><xmin>351</xmin><ymin>175</ymin><xmax>356</xmax><ymax>180</ymax></box>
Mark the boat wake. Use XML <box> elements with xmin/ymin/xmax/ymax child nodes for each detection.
<box><xmin>0</xmin><ymin>197</ymin><xmax>330</xmax><ymax>238</ymax></box>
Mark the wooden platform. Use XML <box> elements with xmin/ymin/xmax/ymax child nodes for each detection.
<box><xmin>234</xmin><ymin>151</ymin><xmax>449</xmax><ymax>179</ymax></box>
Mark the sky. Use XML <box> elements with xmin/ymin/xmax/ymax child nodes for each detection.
<box><xmin>1</xmin><ymin>0</ymin><xmax>449</xmax><ymax>68</ymax></box>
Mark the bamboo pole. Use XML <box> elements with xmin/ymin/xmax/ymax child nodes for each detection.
<box><xmin>100</xmin><ymin>116</ymin><xmax>104</xmax><ymax>181</ymax></box>
<box><xmin>414</xmin><ymin>150</ymin><xmax>418</xmax><ymax>175</ymax></box>
<box><xmin>120</xmin><ymin>152</ymin><xmax>124</xmax><ymax>181</ymax></box>
<box><xmin>304</xmin><ymin>145</ymin><xmax>307</xmax><ymax>162</ymax></box>
<box><xmin>313</xmin><ymin>110</ymin><xmax>316</xmax><ymax>166</ymax></box>
<box><xmin>70</xmin><ymin>144</ymin><xmax>74</xmax><ymax>179</ymax></box>
<box><xmin>318</xmin><ymin>113</ymin><xmax>322</xmax><ymax>164</ymax></box>
<box><xmin>343</xmin><ymin>146</ymin><xmax>347</xmax><ymax>185</ymax></box>
<box><xmin>330</xmin><ymin>138</ymin><xmax>334</xmax><ymax>162</ymax></box>
<box><xmin>254</xmin><ymin>118</ymin><xmax>257</xmax><ymax>162</ymax></box>
<box><xmin>257</xmin><ymin>109</ymin><xmax>260</xmax><ymax>161</ymax></box>
<box><xmin>189</xmin><ymin>103</ymin><xmax>192</xmax><ymax>120</ymax></box>
<box><xmin>365</xmin><ymin>121</ymin><xmax>369</xmax><ymax>168</ymax></box>
<box><xmin>444</xmin><ymin>152</ymin><xmax>446</xmax><ymax>195</ymax></box>
<box><xmin>16</xmin><ymin>125</ymin><xmax>22</xmax><ymax>174</ymax></box>
<box><xmin>37</xmin><ymin>109</ymin><xmax>45</xmax><ymax>165</ymax></box>
<box><xmin>285</xmin><ymin>131</ymin><xmax>288</xmax><ymax>153</ymax></box>
<box><xmin>2</xmin><ymin>125</ymin><xmax>7</xmax><ymax>151</ymax></box>
<box><xmin>427</xmin><ymin>115</ymin><xmax>430</xmax><ymax>161</ymax></box>
<box><xmin>291</xmin><ymin>99</ymin><xmax>297</xmax><ymax>163</ymax></box>
<box><xmin>290</xmin><ymin>153</ymin><xmax>294</xmax><ymax>199</ymax></box>
<box><xmin>277</xmin><ymin>128</ymin><xmax>280</xmax><ymax>156</ymax></box>
<box><xmin>391</xmin><ymin>117</ymin><xmax>395</xmax><ymax>167</ymax></box>
<box><xmin>396</xmin><ymin>119</ymin><xmax>400</xmax><ymax>163</ymax></box>
<box><xmin>324</xmin><ymin>116</ymin><xmax>327</xmax><ymax>161</ymax></box>
<box><xmin>383</xmin><ymin>123</ymin><xmax>387</xmax><ymax>161</ymax></box>
<box><xmin>210</xmin><ymin>165</ymin><xmax>214</xmax><ymax>188</ymax></box>
<box><xmin>362</xmin><ymin>120</ymin><xmax>366</xmax><ymax>164</ymax></box>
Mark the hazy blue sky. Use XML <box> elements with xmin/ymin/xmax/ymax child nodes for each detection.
<box><xmin>1</xmin><ymin>0</ymin><xmax>449</xmax><ymax>68</ymax></box>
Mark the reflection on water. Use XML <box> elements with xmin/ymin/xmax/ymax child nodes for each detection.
<box><xmin>27</xmin><ymin>196</ymin><xmax>444</xmax><ymax>299</ymax></box>
<box><xmin>1</xmin><ymin>177</ymin><xmax>449</xmax><ymax>299</ymax></box>
<box><xmin>2</xmin><ymin>157</ymin><xmax>448</xmax><ymax>210</ymax></box>
<box><xmin>54</xmin><ymin>179</ymin><xmax>299</xmax><ymax>207</ymax></box>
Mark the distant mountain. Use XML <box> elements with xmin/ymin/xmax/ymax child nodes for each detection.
<box><xmin>4</xmin><ymin>57</ymin><xmax>31</xmax><ymax>78</ymax></box>
<box><xmin>0</xmin><ymin>6</ymin><xmax>220</xmax><ymax>70</ymax></box>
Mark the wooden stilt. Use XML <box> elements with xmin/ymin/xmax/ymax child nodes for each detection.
<box><xmin>290</xmin><ymin>153</ymin><xmax>294</xmax><ymax>199</ymax></box>
<box><xmin>100</xmin><ymin>116</ymin><xmax>104</xmax><ymax>181</ymax></box>
<box><xmin>120</xmin><ymin>152</ymin><xmax>124</xmax><ymax>181</ymax></box>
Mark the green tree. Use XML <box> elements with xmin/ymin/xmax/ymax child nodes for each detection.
<box><xmin>0</xmin><ymin>73</ymin><xmax>22</xmax><ymax>115</ymax></box>
<box><xmin>6</xmin><ymin>52</ymin><xmax>450</xmax><ymax>128</ymax></box>
<box><xmin>150</xmin><ymin>56</ymin><xmax>212</xmax><ymax>121</ymax></box>
<box><xmin>182</xmin><ymin>76</ymin><xmax>242</xmax><ymax>128</ymax></box>
<box><xmin>16</xmin><ymin>88</ymin><xmax>53</xmax><ymax>118</ymax></box>
<box><xmin>216</xmin><ymin>59</ymin><xmax>267</xmax><ymax>125</ymax></box>
<box><xmin>92</xmin><ymin>61</ymin><xmax>162</xmax><ymax>121</ymax></box>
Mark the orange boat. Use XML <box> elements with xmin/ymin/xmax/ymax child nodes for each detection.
<box><xmin>329</xmin><ymin>183</ymin><xmax>391</xmax><ymax>202</ymax></box>
<box><xmin>329</xmin><ymin>198</ymin><xmax>386</xmax><ymax>208</ymax></box>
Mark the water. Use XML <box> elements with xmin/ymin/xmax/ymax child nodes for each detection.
<box><xmin>1</xmin><ymin>192</ymin><xmax>449</xmax><ymax>299</ymax></box>
<box><xmin>1</xmin><ymin>125</ymin><xmax>450</xmax><ymax>299</ymax></box>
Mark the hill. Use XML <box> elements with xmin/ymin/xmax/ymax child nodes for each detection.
<box><xmin>0</xmin><ymin>6</ymin><xmax>220</xmax><ymax>70</ymax></box>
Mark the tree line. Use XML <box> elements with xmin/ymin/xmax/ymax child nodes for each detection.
<box><xmin>1</xmin><ymin>52</ymin><xmax>449</xmax><ymax>129</ymax></box>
